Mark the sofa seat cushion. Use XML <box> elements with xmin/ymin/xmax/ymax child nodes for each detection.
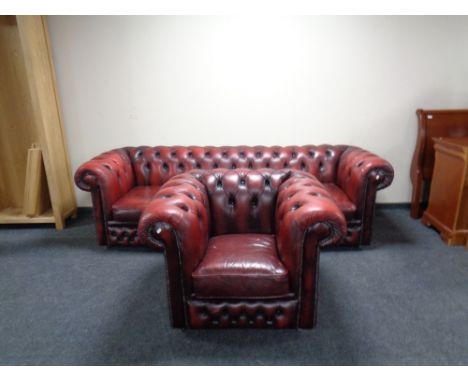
<box><xmin>323</xmin><ymin>183</ymin><xmax>357</xmax><ymax>219</ymax></box>
<box><xmin>192</xmin><ymin>234</ymin><xmax>290</xmax><ymax>299</ymax></box>
<box><xmin>112</xmin><ymin>186</ymin><xmax>160</xmax><ymax>222</ymax></box>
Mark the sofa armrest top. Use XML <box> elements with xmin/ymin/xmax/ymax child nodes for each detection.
<box><xmin>336</xmin><ymin>146</ymin><xmax>394</xmax><ymax>206</ymax></box>
<box><xmin>74</xmin><ymin>148</ymin><xmax>134</xmax><ymax>192</ymax></box>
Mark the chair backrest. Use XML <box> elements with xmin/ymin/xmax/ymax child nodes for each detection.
<box><xmin>126</xmin><ymin>145</ymin><xmax>348</xmax><ymax>187</ymax></box>
<box><xmin>194</xmin><ymin>168</ymin><xmax>304</xmax><ymax>236</ymax></box>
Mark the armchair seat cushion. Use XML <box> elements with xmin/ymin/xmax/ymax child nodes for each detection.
<box><xmin>192</xmin><ymin>234</ymin><xmax>290</xmax><ymax>299</ymax></box>
<box><xmin>112</xmin><ymin>186</ymin><xmax>160</xmax><ymax>222</ymax></box>
<box><xmin>323</xmin><ymin>183</ymin><xmax>357</xmax><ymax>219</ymax></box>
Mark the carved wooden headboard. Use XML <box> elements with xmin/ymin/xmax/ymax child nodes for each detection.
<box><xmin>410</xmin><ymin>109</ymin><xmax>468</xmax><ymax>218</ymax></box>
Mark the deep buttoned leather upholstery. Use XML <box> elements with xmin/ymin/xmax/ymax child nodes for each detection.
<box><xmin>138</xmin><ymin>168</ymin><xmax>347</xmax><ymax>329</ymax></box>
<box><xmin>75</xmin><ymin>145</ymin><xmax>394</xmax><ymax>246</ymax></box>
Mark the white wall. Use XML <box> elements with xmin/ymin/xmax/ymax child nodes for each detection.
<box><xmin>47</xmin><ymin>16</ymin><xmax>468</xmax><ymax>207</ymax></box>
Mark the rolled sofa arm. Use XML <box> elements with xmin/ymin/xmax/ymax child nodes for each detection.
<box><xmin>74</xmin><ymin>148</ymin><xmax>135</xmax><ymax>216</ymax></box>
<box><xmin>336</xmin><ymin>146</ymin><xmax>394</xmax><ymax>210</ymax></box>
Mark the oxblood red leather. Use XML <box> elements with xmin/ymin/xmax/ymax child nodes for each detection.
<box><xmin>75</xmin><ymin>145</ymin><xmax>394</xmax><ymax>246</ymax></box>
<box><xmin>138</xmin><ymin>169</ymin><xmax>347</xmax><ymax>329</ymax></box>
<box><xmin>192</xmin><ymin>234</ymin><xmax>290</xmax><ymax>299</ymax></box>
<box><xmin>323</xmin><ymin>183</ymin><xmax>357</xmax><ymax>219</ymax></box>
<box><xmin>111</xmin><ymin>185</ymin><xmax>160</xmax><ymax>222</ymax></box>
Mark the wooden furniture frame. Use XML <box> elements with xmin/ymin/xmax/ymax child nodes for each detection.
<box><xmin>0</xmin><ymin>16</ymin><xmax>76</xmax><ymax>229</ymax></box>
<box><xmin>422</xmin><ymin>138</ymin><xmax>468</xmax><ymax>245</ymax></box>
<box><xmin>410</xmin><ymin>109</ymin><xmax>468</xmax><ymax>219</ymax></box>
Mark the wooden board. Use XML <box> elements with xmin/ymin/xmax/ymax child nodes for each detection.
<box><xmin>0</xmin><ymin>16</ymin><xmax>38</xmax><ymax>211</ymax></box>
<box><xmin>0</xmin><ymin>208</ymin><xmax>55</xmax><ymax>224</ymax></box>
<box><xmin>23</xmin><ymin>144</ymin><xmax>51</xmax><ymax>217</ymax></box>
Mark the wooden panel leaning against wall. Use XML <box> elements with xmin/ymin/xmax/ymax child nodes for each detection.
<box><xmin>0</xmin><ymin>15</ymin><xmax>77</xmax><ymax>229</ymax></box>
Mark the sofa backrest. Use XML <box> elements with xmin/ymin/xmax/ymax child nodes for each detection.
<box><xmin>126</xmin><ymin>145</ymin><xmax>348</xmax><ymax>187</ymax></box>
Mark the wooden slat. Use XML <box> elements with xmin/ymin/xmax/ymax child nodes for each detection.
<box><xmin>23</xmin><ymin>143</ymin><xmax>51</xmax><ymax>217</ymax></box>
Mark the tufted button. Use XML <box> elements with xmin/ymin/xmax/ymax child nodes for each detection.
<box><xmin>178</xmin><ymin>204</ymin><xmax>189</xmax><ymax>212</ymax></box>
<box><xmin>162</xmin><ymin>162</ymin><xmax>169</xmax><ymax>171</ymax></box>
<box><xmin>187</xmin><ymin>151</ymin><xmax>193</xmax><ymax>157</ymax></box>
<box><xmin>239</xmin><ymin>178</ymin><xmax>246</xmax><ymax>186</ymax></box>
<box><xmin>154</xmin><ymin>151</ymin><xmax>160</xmax><ymax>158</ymax></box>
<box><xmin>291</xmin><ymin>152</ymin><xmax>297</xmax><ymax>158</ymax></box>
<box><xmin>171</xmin><ymin>151</ymin><xmax>177</xmax><ymax>158</ymax></box>
<box><xmin>309</xmin><ymin>150</ymin><xmax>316</xmax><ymax>158</ymax></box>
<box><xmin>292</xmin><ymin>203</ymin><xmax>301</xmax><ymax>211</ymax></box>
<box><xmin>205</xmin><ymin>152</ymin><xmax>211</xmax><ymax>158</ymax></box>
<box><xmin>251</xmin><ymin>195</ymin><xmax>258</xmax><ymax>208</ymax></box>
<box><xmin>222</xmin><ymin>152</ymin><xmax>228</xmax><ymax>158</ymax></box>
<box><xmin>255</xmin><ymin>151</ymin><xmax>262</xmax><ymax>158</ymax></box>
<box><xmin>239</xmin><ymin>151</ymin><xmax>246</xmax><ymax>158</ymax></box>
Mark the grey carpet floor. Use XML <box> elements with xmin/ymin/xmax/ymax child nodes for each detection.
<box><xmin>0</xmin><ymin>207</ymin><xmax>467</xmax><ymax>365</ymax></box>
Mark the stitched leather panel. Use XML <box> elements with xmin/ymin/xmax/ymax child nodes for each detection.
<box><xmin>192</xmin><ymin>234</ymin><xmax>290</xmax><ymax>299</ymax></box>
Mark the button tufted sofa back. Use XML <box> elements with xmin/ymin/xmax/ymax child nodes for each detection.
<box><xmin>126</xmin><ymin>145</ymin><xmax>348</xmax><ymax>187</ymax></box>
<box><xmin>195</xmin><ymin>168</ymin><xmax>295</xmax><ymax>235</ymax></box>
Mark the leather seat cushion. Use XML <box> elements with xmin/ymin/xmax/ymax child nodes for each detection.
<box><xmin>323</xmin><ymin>183</ymin><xmax>356</xmax><ymax>219</ymax></box>
<box><xmin>192</xmin><ymin>234</ymin><xmax>290</xmax><ymax>299</ymax></box>
<box><xmin>112</xmin><ymin>186</ymin><xmax>160</xmax><ymax>222</ymax></box>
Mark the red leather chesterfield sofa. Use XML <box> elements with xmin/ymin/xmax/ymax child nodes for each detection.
<box><xmin>75</xmin><ymin>145</ymin><xmax>393</xmax><ymax>247</ymax></box>
<box><xmin>137</xmin><ymin>168</ymin><xmax>347</xmax><ymax>328</ymax></box>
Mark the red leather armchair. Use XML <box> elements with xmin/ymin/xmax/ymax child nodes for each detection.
<box><xmin>138</xmin><ymin>169</ymin><xmax>346</xmax><ymax>329</ymax></box>
<box><xmin>75</xmin><ymin>145</ymin><xmax>393</xmax><ymax>247</ymax></box>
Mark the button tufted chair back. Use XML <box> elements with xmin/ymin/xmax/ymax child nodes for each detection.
<box><xmin>193</xmin><ymin>168</ymin><xmax>294</xmax><ymax>235</ymax></box>
<box><xmin>126</xmin><ymin>145</ymin><xmax>347</xmax><ymax>187</ymax></box>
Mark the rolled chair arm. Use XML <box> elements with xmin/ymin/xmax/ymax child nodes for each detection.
<box><xmin>336</xmin><ymin>146</ymin><xmax>394</xmax><ymax>210</ymax></box>
<box><xmin>74</xmin><ymin>148</ymin><xmax>135</xmax><ymax>216</ymax></box>
<box><xmin>275</xmin><ymin>173</ymin><xmax>346</xmax><ymax>328</ymax></box>
<box><xmin>138</xmin><ymin>172</ymin><xmax>211</xmax><ymax>278</ymax></box>
<box><xmin>276</xmin><ymin>173</ymin><xmax>346</xmax><ymax>248</ymax></box>
<box><xmin>137</xmin><ymin>173</ymin><xmax>211</xmax><ymax>327</ymax></box>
